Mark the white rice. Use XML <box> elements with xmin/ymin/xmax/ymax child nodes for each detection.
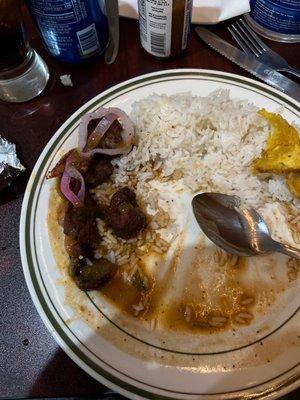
<box><xmin>92</xmin><ymin>90</ymin><xmax>300</xmax><ymax>276</ymax></box>
<box><xmin>112</xmin><ymin>90</ymin><xmax>297</xmax><ymax>210</ymax></box>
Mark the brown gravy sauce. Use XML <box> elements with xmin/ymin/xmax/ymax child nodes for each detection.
<box><xmin>48</xmin><ymin>185</ymin><xmax>296</xmax><ymax>335</ymax></box>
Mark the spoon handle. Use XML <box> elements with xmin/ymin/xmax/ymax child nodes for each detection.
<box><xmin>276</xmin><ymin>242</ymin><xmax>300</xmax><ymax>260</ymax></box>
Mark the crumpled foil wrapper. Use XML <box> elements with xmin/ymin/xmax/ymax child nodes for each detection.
<box><xmin>0</xmin><ymin>136</ymin><xmax>25</xmax><ymax>191</ymax></box>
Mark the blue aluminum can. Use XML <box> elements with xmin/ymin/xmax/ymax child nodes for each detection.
<box><xmin>246</xmin><ymin>0</ymin><xmax>300</xmax><ymax>42</ymax></box>
<box><xmin>26</xmin><ymin>0</ymin><xmax>109</xmax><ymax>63</ymax></box>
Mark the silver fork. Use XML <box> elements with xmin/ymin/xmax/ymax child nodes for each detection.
<box><xmin>228</xmin><ymin>18</ymin><xmax>300</xmax><ymax>79</ymax></box>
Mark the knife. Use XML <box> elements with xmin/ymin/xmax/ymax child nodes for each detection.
<box><xmin>105</xmin><ymin>0</ymin><xmax>119</xmax><ymax>64</ymax></box>
<box><xmin>195</xmin><ymin>27</ymin><xmax>300</xmax><ymax>103</ymax></box>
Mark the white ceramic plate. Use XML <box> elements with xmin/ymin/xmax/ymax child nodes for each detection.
<box><xmin>20</xmin><ymin>69</ymin><xmax>300</xmax><ymax>399</ymax></box>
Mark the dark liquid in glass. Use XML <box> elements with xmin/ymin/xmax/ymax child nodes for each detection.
<box><xmin>0</xmin><ymin>21</ymin><xmax>28</xmax><ymax>71</ymax></box>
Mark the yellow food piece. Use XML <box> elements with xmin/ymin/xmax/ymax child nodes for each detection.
<box><xmin>252</xmin><ymin>109</ymin><xmax>300</xmax><ymax>174</ymax></box>
<box><xmin>287</xmin><ymin>172</ymin><xmax>300</xmax><ymax>199</ymax></box>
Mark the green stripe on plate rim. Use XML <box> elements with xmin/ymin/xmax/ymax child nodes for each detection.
<box><xmin>23</xmin><ymin>70</ymin><xmax>300</xmax><ymax>399</ymax></box>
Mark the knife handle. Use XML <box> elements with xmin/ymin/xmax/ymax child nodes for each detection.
<box><xmin>279</xmin><ymin>67</ymin><xmax>300</xmax><ymax>79</ymax></box>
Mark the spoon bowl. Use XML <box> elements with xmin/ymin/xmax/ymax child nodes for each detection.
<box><xmin>192</xmin><ymin>192</ymin><xmax>300</xmax><ymax>259</ymax></box>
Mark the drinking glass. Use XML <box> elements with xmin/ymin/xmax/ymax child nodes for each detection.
<box><xmin>0</xmin><ymin>0</ymin><xmax>49</xmax><ymax>102</ymax></box>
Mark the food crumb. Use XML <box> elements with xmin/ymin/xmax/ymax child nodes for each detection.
<box><xmin>60</xmin><ymin>74</ymin><xmax>73</xmax><ymax>87</ymax></box>
<box><xmin>23</xmin><ymin>339</ymin><xmax>29</xmax><ymax>346</ymax></box>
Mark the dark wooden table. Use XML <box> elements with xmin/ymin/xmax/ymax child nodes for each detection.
<box><xmin>1</xmin><ymin>7</ymin><xmax>299</xmax><ymax>400</ymax></box>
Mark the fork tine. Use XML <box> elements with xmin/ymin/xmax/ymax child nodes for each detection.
<box><xmin>235</xmin><ymin>20</ymin><xmax>263</xmax><ymax>55</ymax></box>
<box><xmin>228</xmin><ymin>26</ymin><xmax>252</xmax><ymax>55</ymax></box>
<box><xmin>229</xmin><ymin>23</ymin><xmax>260</xmax><ymax>57</ymax></box>
<box><xmin>240</xmin><ymin>18</ymin><xmax>268</xmax><ymax>52</ymax></box>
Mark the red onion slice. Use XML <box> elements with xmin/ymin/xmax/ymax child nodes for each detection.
<box><xmin>78</xmin><ymin>107</ymin><xmax>134</xmax><ymax>156</ymax></box>
<box><xmin>57</xmin><ymin>107</ymin><xmax>134</xmax><ymax>207</ymax></box>
<box><xmin>87</xmin><ymin>113</ymin><xmax>118</xmax><ymax>149</ymax></box>
<box><xmin>60</xmin><ymin>159</ymin><xmax>85</xmax><ymax>208</ymax></box>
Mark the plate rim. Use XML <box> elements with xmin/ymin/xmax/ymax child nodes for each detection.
<box><xmin>20</xmin><ymin>68</ymin><xmax>300</xmax><ymax>400</ymax></box>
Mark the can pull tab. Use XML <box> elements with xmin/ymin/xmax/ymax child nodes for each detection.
<box><xmin>105</xmin><ymin>0</ymin><xmax>119</xmax><ymax>64</ymax></box>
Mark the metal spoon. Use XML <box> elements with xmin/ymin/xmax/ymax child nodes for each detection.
<box><xmin>192</xmin><ymin>192</ymin><xmax>300</xmax><ymax>259</ymax></box>
<box><xmin>105</xmin><ymin>0</ymin><xmax>119</xmax><ymax>64</ymax></box>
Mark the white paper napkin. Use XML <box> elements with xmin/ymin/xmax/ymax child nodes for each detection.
<box><xmin>119</xmin><ymin>0</ymin><xmax>250</xmax><ymax>24</ymax></box>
